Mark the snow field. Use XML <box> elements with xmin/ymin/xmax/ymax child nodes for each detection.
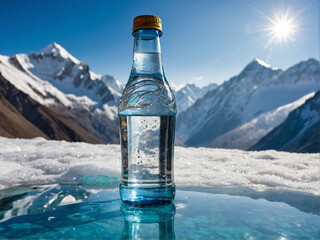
<box><xmin>0</xmin><ymin>137</ymin><xmax>319</xmax><ymax>195</ymax></box>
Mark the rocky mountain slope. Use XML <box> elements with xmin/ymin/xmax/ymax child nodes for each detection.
<box><xmin>0</xmin><ymin>75</ymin><xmax>48</xmax><ymax>139</ymax></box>
<box><xmin>0</xmin><ymin>73</ymin><xmax>101</xmax><ymax>142</ymax></box>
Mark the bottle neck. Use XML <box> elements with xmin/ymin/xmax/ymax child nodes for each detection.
<box><xmin>131</xmin><ymin>29</ymin><xmax>163</xmax><ymax>75</ymax></box>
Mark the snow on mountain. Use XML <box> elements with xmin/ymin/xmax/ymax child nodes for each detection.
<box><xmin>0</xmin><ymin>136</ymin><xmax>319</xmax><ymax>195</ymax></box>
<box><xmin>174</xmin><ymin>83</ymin><xmax>218</xmax><ymax>113</ymax></box>
<box><xmin>14</xmin><ymin>42</ymin><xmax>120</xmax><ymax>106</ymax></box>
<box><xmin>177</xmin><ymin>58</ymin><xmax>320</xmax><ymax>147</ymax></box>
<box><xmin>251</xmin><ymin>90</ymin><xmax>320</xmax><ymax>153</ymax></box>
<box><xmin>0</xmin><ymin>54</ymin><xmax>72</xmax><ymax>107</ymax></box>
<box><xmin>208</xmin><ymin>92</ymin><xmax>316</xmax><ymax>150</ymax></box>
<box><xmin>0</xmin><ymin>43</ymin><xmax>123</xmax><ymax>143</ymax></box>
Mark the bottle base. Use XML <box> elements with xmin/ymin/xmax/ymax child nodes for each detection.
<box><xmin>120</xmin><ymin>184</ymin><xmax>175</xmax><ymax>205</ymax></box>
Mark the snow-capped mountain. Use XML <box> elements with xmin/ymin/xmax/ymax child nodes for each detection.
<box><xmin>251</xmin><ymin>90</ymin><xmax>320</xmax><ymax>153</ymax></box>
<box><xmin>0</xmin><ymin>43</ymin><xmax>123</xmax><ymax>143</ymax></box>
<box><xmin>174</xmin><ymin>83</ymin><xmax>218</xmax><ymax>113</ymax></box>
<box><xmin>177</xmin><ymin>58</ymin><xmax>320</xmax><ymax>148</ymax></box>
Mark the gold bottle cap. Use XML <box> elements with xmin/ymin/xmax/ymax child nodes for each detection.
<box><xmin>132</xmin><ymin>15</ymin><xmax>162</xmax><ymax>34</ymax></box>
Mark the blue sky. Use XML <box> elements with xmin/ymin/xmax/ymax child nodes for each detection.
<box><xmin>0</xmin><ymin>0</ymin><xmax>318</xmax><ymax>86</ymax></box>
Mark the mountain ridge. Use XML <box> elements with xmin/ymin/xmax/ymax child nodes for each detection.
<box><xmin>177</xmin><ymin>58</ymin><xmax>320</xmax><ymax>150</ymax></box>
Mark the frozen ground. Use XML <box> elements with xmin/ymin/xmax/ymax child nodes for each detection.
<box><xmin>0</xmin><ymin>137</ymin><xmax>319</xmax><ymax>195</ymax></box>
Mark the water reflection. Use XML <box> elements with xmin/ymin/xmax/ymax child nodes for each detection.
<box><xmin>0</xmin><ymin>185</ymin><xmax>319</xmax><ymax>239</ymax></box>
<box><xmin>121</xmin><ymin>202</ymin><xmax>176</xmax><ymax>239</ymax></box>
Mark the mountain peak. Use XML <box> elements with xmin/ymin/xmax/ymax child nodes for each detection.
<box><xmin>45</xmin><ymin>42</ymin><xmax>61</xmax><ymax>49</ymax></box>
<box><xmin>42</xmin><ymin>42</ymin><xmax>66</xmax><ymax>55</ymax></box>
<box><xmin>240</xmin><ymin>58</ymin><xmax>280</xmax><ymax>76</ymax></box>
<box><xmin>246</xmin><ymin>58</ymin><xmax>271</xmax><ymax>69</ymax></box>
<box><xmin>254</xmin><ymin>58</ymin><xmax>270</xmax><ymax>68</ymax></box>
<box><xmin>41</xmin><ymin>42</ymin><xmax>80</xmax><ymax>64</ymax></box>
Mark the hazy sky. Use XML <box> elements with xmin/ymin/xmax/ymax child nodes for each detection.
<box><xmin>0</xmin><ymin>0</ymin><xmax>318</xmax><ymax>86</ymax></box>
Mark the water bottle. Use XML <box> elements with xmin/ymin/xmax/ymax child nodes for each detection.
<box><xmin>118</xmin><ymin>15</ymin><xmax>176</xmax><ymax>205</ymax></box>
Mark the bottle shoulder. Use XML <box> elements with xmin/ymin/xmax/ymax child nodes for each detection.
<box><xmin>118</xmin><ymin>74</ymin><xmax>176</xmax><ymax>116</ymax></box>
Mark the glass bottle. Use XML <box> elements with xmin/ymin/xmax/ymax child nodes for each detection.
<box><xmin>118</xmin><ymin>15</ymin><xmax>176</xmax><ymax>205</ymax></box>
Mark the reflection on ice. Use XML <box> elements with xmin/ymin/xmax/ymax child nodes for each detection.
<box><xmin>59</xmin><ymin>195</ymin><xmax>77</xmax><ymax>206</ymax></box>
<box><xmin>121</xmin><ymin>202</ymin><xmax>176</xmax><ymax>239</ymax></box>
<box><xmin>0</xmin><ymin>184</ymin><xmax>319</xmax><ymax>239</ymax></box>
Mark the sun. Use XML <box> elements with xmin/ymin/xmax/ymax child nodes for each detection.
<box><xmin>271</xmin><ymin>17</ymin><xmax>295</xmax><ymax>41</ymax></box>
<box><xmin>261</xmin><ymin>6</ymin><xmax>301</xmax><ymax>47</ymax></box>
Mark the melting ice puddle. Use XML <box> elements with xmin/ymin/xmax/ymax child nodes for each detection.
<box><xmin>0</xmin><ymin>184</ymin><xmax>319</xmax><ymax>239</ymax></box>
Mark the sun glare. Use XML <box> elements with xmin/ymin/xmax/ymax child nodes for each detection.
<box><xmin>260</xmin><ymin>5</ymin><xmax>303</xmax><ymax>47</ymax></box>
<box><xmin>272</xmin><ymin>17</ymin><xmax>295</xmax><ymax>41</ymax></box>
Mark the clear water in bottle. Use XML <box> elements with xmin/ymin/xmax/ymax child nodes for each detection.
<box><xmin>118</xmin><ymin>16</ymin><xmax>176</xmax><ymax>205</ymax></box>
<box><xmin>119</xmin><ymin>115</ymin><xmax>175</xmax><ymax>204</ymax></box>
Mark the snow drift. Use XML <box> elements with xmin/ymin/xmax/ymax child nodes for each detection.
<box><xmin>0</xmin><ymin>137</ymin><xmax>318</xmax><ymax>195</ymax></box>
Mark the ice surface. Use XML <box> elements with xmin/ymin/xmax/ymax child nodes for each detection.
<box><xmin>0</xmin><ymin>137</ymin><xmax>319</xmax><ymax>195</ymax></box>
